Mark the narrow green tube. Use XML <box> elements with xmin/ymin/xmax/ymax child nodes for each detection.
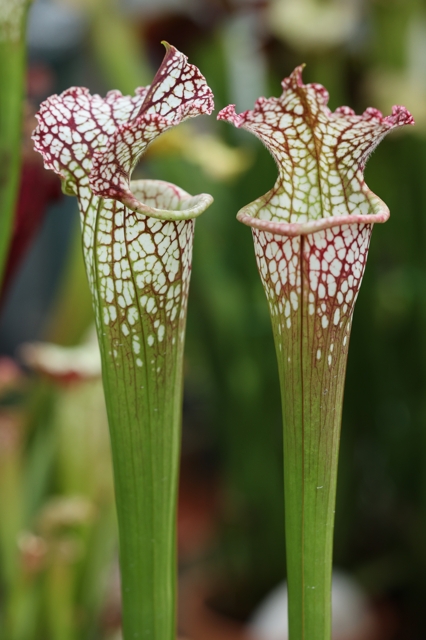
<box><xmin>93</xmin><ymin>188</ymin><xmax>201</xmax><ymax>638</ymax></box>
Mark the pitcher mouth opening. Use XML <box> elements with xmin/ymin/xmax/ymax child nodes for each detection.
<box><xmin>236</xmin><ymin>186</ymin><xmax>390</xmax><ymax>237</ymax></box>
<box><xmin>124</xmin><ymin>179</ymin><xmax>213</xmax><ymax>221</ymax></box>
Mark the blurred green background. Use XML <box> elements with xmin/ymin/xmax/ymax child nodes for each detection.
<box><xmin>0</xmin><ymin>0</ymin><xmax>425</xmax><ymax>638</ymax></box>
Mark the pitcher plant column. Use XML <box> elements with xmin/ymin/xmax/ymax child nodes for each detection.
<box><xmin>219</xmin><ymin>68</ymin><xmax>413</xmax><ymax>639</ymax></box>
<box><xmin>33</xmin><ymin>44</ymin><xmax>214</xmax><ymax>640</ymax></box>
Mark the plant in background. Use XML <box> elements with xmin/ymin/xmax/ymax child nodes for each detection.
<box><xmin>0</xmin><ymin>0</ymin><xmax>32</xmax><ymax>288</ymax></box>
<box><xmin>33</xmin><ymin>43</ymin><xmax>214</xmax><ymax>640</ymax></box>
<box><xmin>218</xmin><ymin>67</ymin><xmax>413</xmax><ymax>639</ymax></box>
<box><xmin>21</xmin><ymin>333</ymin><xmax>115</xmax><ymax>640</ymax></box>
<box><xmin>21</xmin><ymin>331</ymin><xmax>112</xmax><ymax>501</ymax></box>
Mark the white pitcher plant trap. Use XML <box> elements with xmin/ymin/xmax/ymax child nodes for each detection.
<box><xmin>33</xmin><ymin>43</ymin><xmax>214</xmax><ymax>640</ymax></box>
<box><xmin>218</xmin><ymin>66</ymin><xmax>413</xmax><ymax>640</ymax></box>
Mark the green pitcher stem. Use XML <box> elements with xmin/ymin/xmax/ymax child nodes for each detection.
<box><xmin>98</xmin><ymin>320</ymin><xmax>185</xmax><ymax>639</ymax></box>
<box><xmin>249</xmin><ymin>222</ymin><xmax>375</xmax><ymax>640</ymax></box>
<box><xmin>273</xmin><ymin>312</ymin><xmax>348</xmax><ymax>639</ymax></box>
<box><xmin>79</xmin><ymin>186</ymin><xmax>206</xmax><ymax>640</ymax></box>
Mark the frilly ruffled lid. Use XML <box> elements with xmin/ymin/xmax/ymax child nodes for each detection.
<box><xmin>32</xmin><ymin>42</ymin><xmax>214</xmax><ymax>220</ymax></box>
<box><xmin>218</xmin><ymin>65</ymin><xmax>414</xmax><ymax>236</ymax></box>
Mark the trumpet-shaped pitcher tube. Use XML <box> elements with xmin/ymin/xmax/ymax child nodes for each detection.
<box><xmin>218</xmin><ymin>67</ymin><xmax>413</xmax><ymax>640</ymax></box>
<box><xmin>33</xmin><ymin>43</ymin><xmax>214</xmax><ymax>640</ymax></box>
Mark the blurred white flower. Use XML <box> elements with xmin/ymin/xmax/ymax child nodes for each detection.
<box><xmin>20</xmin><ymin>327</ymin><xmax>101</xmax><ymax>382</ymax></box>
<box><xmin>248</xmin><ymin>570</ymin><xmax>376</xmax><ymax>640</ymax></box>
<box><xmin>267</xmin><ymin>0</ymin><xmax>363</xmax><ymax>52</ymax></box>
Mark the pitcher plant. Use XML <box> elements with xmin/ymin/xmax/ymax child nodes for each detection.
<box><xmin>219</xmin><ymin>66</ymin><xmax>413</xmax><ymax>639</ymax></box>
<box><xmin>33</xmin><ymin>43</ymin><xmax>214</xmax><ymax>640</ymax></box>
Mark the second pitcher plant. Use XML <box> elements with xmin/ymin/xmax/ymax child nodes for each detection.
<box><xmin>219</xmin><ymin>67</ymin><xmax>413</xmax><ymax>639</ymax></box>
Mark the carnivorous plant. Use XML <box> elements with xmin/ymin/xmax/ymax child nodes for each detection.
<box><xmin>33</xmin><ymin>43</ymin><xmax>214</xmax><ymax>640</ymax></box>
<box><xmin>219</xmin><ymin>66</ymin><xmax>413</xmax><ymax>640</ymax></box>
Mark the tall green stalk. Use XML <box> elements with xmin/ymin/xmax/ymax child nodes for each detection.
<box><xmin>219</xmin><ymin>67</ymin><xmax>413</xmax><ymax>638</ymax></box>
<box><xmin>96</xmin><ymin>183</ymin><xmax>207</xmax><ymax>639</ymax></box>
<box><xmin>0</xmin><ymin>0</ymin><xmax>31</xmax><ymax>286</ymax></box>
<box><xmin>33</xmin><ymin>44</ymin><xmax>214</xmax><ymax>639</ymax></box>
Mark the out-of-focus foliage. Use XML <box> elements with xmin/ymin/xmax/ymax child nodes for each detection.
<box><xmin>1</xmin><ymin>0</ymin><xmax>426</xmax><ymax>638</ymax></box>
<box><xmin>0</xmin><ymin>0</ymin><xmax>32</xmax><ymax>288</ymax></box>
<box><xmin>0</xmin><ymin>340</ymin><xmax>116</xmax><ymax>640</ymax></box>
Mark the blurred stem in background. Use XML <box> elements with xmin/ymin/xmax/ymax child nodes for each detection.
<box><xmin>89</xmin><ymin>0</ymin><xmax>151</xmax><ymax>94</ymax></box>
<box><xmin>20</xmin><ymin>335</ymin><xmax>118</xmax><ymax>640</ymax></box>
<box><xmin>46</xmin><ymin>220</ymin><xmax>94</xmax><ymax>347</ymax></box>
<box><xmin>0</xmin><ymin>411</ymin><xmax>25</xmax><ymax>639</ymax></box>
<box><xmin>0</xmin><ymin>0</ymin><xmax>31</xmax><ymax>288</ymax></box>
